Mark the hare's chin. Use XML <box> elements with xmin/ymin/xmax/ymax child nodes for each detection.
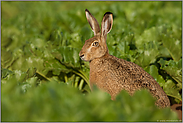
<box><xmin>80</xmin><ymin>56</ymin><xmax>88</xmax><ymax>61</ymax></box>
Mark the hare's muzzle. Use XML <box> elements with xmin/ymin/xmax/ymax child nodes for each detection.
<box><xmin>79</xmin><ymin>53</ymin><xmax>85</xmax><ymax>61</ymax></box>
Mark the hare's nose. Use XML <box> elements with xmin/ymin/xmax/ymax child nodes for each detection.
<box><xmin>79</xmin><ymin>54</ymin><xmax>84</xmax><ymax>58</ymax></box>
<box><xmin>79</xmin><ymin>53</ymin><xmax>85</xmax><ymax>61</ymax></box>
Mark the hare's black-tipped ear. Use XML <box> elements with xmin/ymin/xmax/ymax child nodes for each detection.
<box><xmin>85</xmin><ymin>9</ymin><xmax>100</xmax><ymax>35</ymax></box>
<box><xmin>101</xmin><ymin>12</ymin><xmax>113</xmax><ymax>37</ymax></box>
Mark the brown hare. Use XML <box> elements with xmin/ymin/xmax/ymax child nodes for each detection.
<box><xmin>79</xmin><ymin>9</ymin><xmax>170</xmax><ymax>108</ymax></box>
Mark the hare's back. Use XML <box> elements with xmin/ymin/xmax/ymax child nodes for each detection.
<box><xmin>90</xmin><ymin>55</ymin><xmax>157</xmax><ymax>93</ymax></box>
<box><xmin>107</xmin><ymin>55</ymin><xmax>165</xmax><ymax>93</ymax></box>
<box><xmin>105</xmin><ymin>55</ymin><xmax>157</xmax><ymax>88</ymax></box>
<box><xmin>90</xmin><ymin>55</ymin><xmax>170</xmax><ymax>107</ymax></box>
<box><xmin>96</xmin><ymin>55</ymin><xmax>170</xmax><ymax>107</ymax></box>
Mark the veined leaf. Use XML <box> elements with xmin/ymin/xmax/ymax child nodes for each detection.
<box><xmin>163</xmin><ymin>79</ymin><xmax>182</xmax><ymax>102</ymax></box>
<box><xmin>144</xmin><ymin>65</ymin><xmax>166</xmax><ymax>87</ymax></box>
<box><xmin>43</xmin><ymin>59</ymin><xmax>71</xmax><ymax>75</ymax></box>
<box><xmin>161</xmin><ymin>34</ymin><xmax>182</xmax><ymax>62</ymax></box>
<box><xmin>52</xmin><ymin>46</ymin><xmax>81</xmax><ymax>68</ymax></box>
<box><xmin>158</xmin><ymin>58</ymin><xmax>182</xmax><ymax>84</ymax></box>
<box><xmin>1</xmin><ymin>48</ymin><xmax>15</xmax><ymax>69</ymax></box>
<box><xmin>1</xmin><ymin>68</ymin><xmax>13</xmax><ymax>79</ymax></box>
<box><xmin>134</xmin><ymin>41</ymin><xmax>159</xmax><ymax>68</ymax></box>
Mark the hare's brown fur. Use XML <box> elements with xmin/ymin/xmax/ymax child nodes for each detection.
<box><xmin>90</xmin><ymin>53</ymin><xmax>170</xmax><ymax>107</ymax></box>
<box><xmin>79</xmin><ymin>9</ymin><xmax>170</xmax><ymax>108</ymax></box>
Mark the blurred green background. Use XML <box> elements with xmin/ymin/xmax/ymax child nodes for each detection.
<box><xmin>1</xmin><ymin>1</ymin><xmax>182</xmax><ymax>122</ymax></box>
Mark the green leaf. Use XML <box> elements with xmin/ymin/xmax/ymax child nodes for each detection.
<box><xmin>43</xmin><ymin>59</ymin><xmax>71</xmax><ymax>75</ymax></box>
<box><xmin>158</xmin><ymin>58</ymin><xmax>182</xmax><ymax>84</ymax></box>
<box><xmin>144</xmin><ymin>65</ymin><xmax>166</xmax><ymax>87</ymax></box>
<box><xmin>161</xmin><ymin>34</ymin><xmax>182</xmax><ymax>62</ymax></box>
<box><xmin>135</xmin><ymin>41</ymin><xmax>159</xmax><ymax>68</ymax></box>
<box><xmin>135</xmin><ymin>27</ymin><xmax>159</xmax><ymax>50</ymax></box>
<box><xmin>1</xmin><ymin>48</ymin><xmax>15</xmax><ymax>69</ymax></box>
<box><xmin>1</xmin><ymin>68</ymin><xmax>13</xmax><ymax>79</ymax></box>
<box><xmin>163</xmin><ymin>79</ymin><xmax>182</xmax><ymax>102</ymax></box>
<box><xmin>52</xmin><ymin>46</ymin><xmax>81</xmax><ymax>68</ymax></box>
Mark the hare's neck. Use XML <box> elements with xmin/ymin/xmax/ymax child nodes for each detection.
<box><xmin>89</xmin><ymin>52</ymin><xmax>110</xmax><ymax>69</ymax></box>
<box><xmin>89</xmin><ymin>53</ymin><xmax>110</xmax><ymax>88</ymax></box>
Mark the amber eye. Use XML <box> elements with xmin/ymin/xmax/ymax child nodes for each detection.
<box><xmin>92</xmin><ymin>41</ymin><xmax>99</xmax><ymax>47</ymax></box>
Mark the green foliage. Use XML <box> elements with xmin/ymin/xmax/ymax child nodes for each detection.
<box><xmin>1</xmin><ymin>1</ymin><xmax>182</xmax><ymax>121</ymax></box>
<box><xmin>158</xmin><ymin>58</ymin><xmax>182</xmax><ymax>103</ymax></box>
<box><xmin>1</xmin><ymin>79</ymin><xmax>178</xmax><ymax>122</ymax></box>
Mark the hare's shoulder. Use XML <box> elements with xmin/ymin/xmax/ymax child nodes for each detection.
<box><xmin>106</xmin><ymin>55</ymin><xmax>145</xmax><ymax>74</ymax></box>
<box><xmin>107</xmin><ymin>55</ymin><xmax>166</xmax><ymax>94</ymax></box>
<box><xmin>105</xmin><ymin>55</ymin><xmax>159</xmax><ymax>84</ymax></box>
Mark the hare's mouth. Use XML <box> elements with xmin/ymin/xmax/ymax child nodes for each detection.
<box><xmin>79</xmin><ymin>54</ymin><xmax>85</xmax><ymax>61</ymax></box>
<box><xmin>79</xmin><ymin>54</ymin><xmax>90</xmax><ymax>62</ymax></box>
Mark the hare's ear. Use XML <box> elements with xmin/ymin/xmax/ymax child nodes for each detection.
<box><xmin>85</xmin><ymin>9</ymin><xmax>100</xmax><ymax>36</ymax></box>
<box><xmin>101</xmin><ymin>12</ymin><xmax>113</xmax><ymax>37</ymax></box>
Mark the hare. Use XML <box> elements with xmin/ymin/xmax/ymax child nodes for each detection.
<box><xmin>79</xmin><ymin>9</ymin><xmax>170</xmax><ymax>108</ymax></box>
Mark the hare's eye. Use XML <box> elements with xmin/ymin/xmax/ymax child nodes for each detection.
<box><xmin>92</xmin><ymin>42</ymin><xmax>99</xmax><ymax>47</ymax></box>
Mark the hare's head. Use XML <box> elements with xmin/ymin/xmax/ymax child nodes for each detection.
<box><xmin>79</xmin><ymin>9</ymin><xmax>113</xmax><ymax>62</ymax></box>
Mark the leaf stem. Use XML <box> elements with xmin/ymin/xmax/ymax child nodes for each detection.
<box><xmin>79</xmin><ymin>79</ymin><xmax>84</xmax><ymax>90</ymax></box>
<box><xmin>64</xmin><ymin>74</ymin><xmax>68</xmax><ymax>83</ymax></box>
<box><xmin>73</xmin><ymin>70</ymin><xmax>90</xmax><ymax>88</ymax></box>
<box><xmin>172</xmin><ymin>76</ymin><xmax>182</xmax><ymax>84</ymax></box>
<box><xmin>167</xmin><ymin>93</ymin><xmax>182</xmax><ymax>101</ymax></box>
<box><xmin>36</xmin><ymin>71</ymin><xmax>51</xmax><ymax>82</ymax></box>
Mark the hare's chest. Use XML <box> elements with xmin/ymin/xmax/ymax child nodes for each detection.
<box><xmin>89</xmin><ymin>68</ymin><xmax>122</xmax><ymax>95</ymax></box>
<box><xmin>89</xmin><ymin>69</ymin><xmax>108</xmax><ymax>86</ymax></box>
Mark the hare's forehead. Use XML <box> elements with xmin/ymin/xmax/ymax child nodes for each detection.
<box><xmin>85</xmin><ymin>37</ymin><xmax>100</xmax><ymax>45</ymax></box>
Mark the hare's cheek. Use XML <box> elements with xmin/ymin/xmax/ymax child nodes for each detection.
<box><xmin>87</xmin><ymin>46</ymin><xmax>92</xmax><ymax>52</ymax></box>
<box><xmin>95</xmin><ymin>47</ymin><xmax>104</xmax><ymax>57</ymax></box>
<box><xmin>90</xmin><ymin>47</ymin><xmax>98</xmax><ymax>56</ymax></box>
<box><xmin>85</xmin><ymin>53</ymin><xmax>92</xmax><ymax>61</ymax></box>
